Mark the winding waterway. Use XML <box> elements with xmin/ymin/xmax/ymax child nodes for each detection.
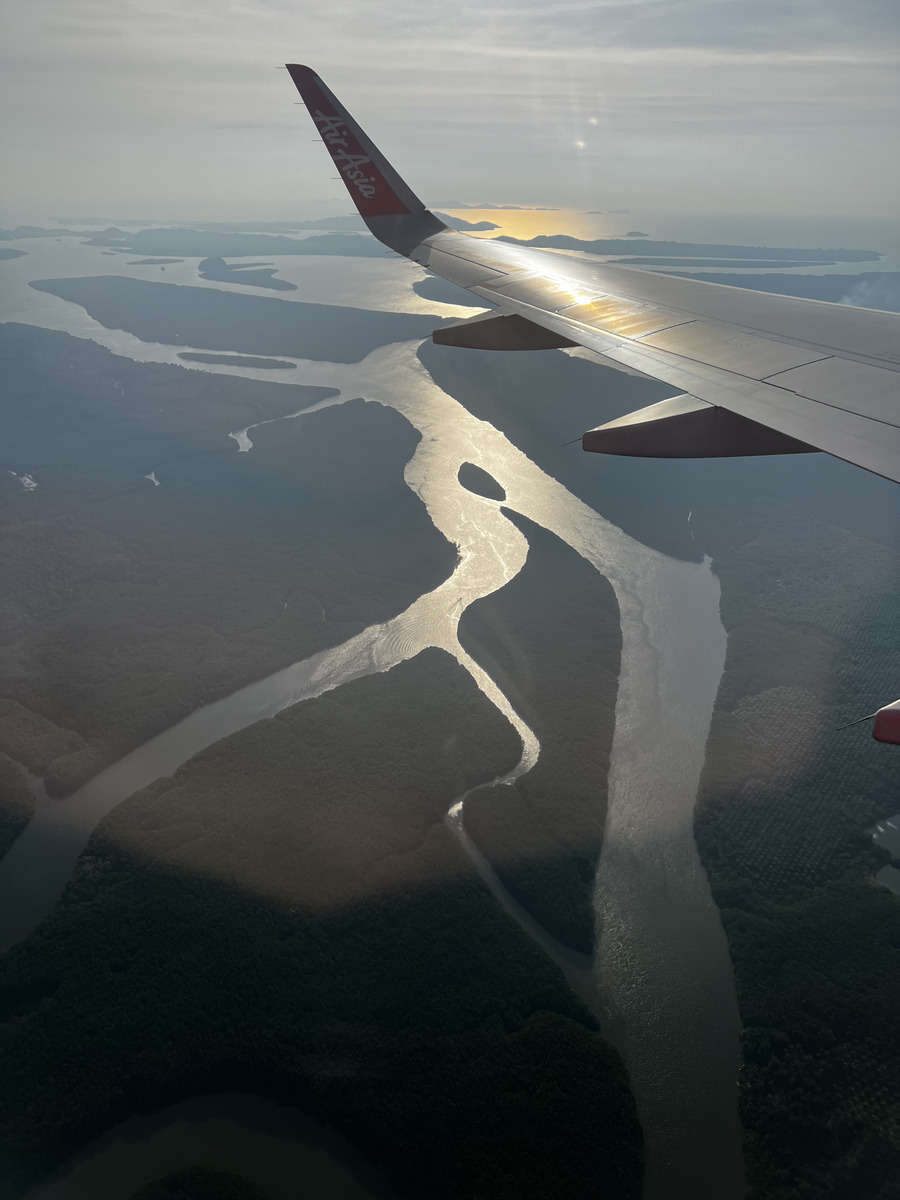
<box><xmin>1</xmin><ymin>240</ymin><xmax>744</xmax><ymax>1198</ymax></box>
<box><xmin>24</xmin><ymin>1094</ymin><xmax>396</xmax><ymax>1200</ymax></box>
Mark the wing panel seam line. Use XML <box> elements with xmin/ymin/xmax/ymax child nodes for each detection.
<box><xmin>499</xmin><ymin>296</ymin><xmax>900</xmax><ymax>435</ymax></box>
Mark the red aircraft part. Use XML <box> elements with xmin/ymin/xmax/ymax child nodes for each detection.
<box><xmin>873</xmin><ymin>700</ymin><xmax>900</xmax><ymax>744</ymax></box>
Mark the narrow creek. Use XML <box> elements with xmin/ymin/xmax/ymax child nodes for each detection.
<box><xmin>2</xmin><ymin>245</ymin><xmax>744</xmax><ymax>1198</ymax></box>
<box><xmin>24</xmin><ymin>1093</ymin><xmax>398</xmax><ymax>1200</ymax></box>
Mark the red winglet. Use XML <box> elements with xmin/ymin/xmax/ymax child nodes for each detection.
<box><xmin>287</xmin><ymin>64</ymin><xmax>415</xmax><ymax>220</ymax></box>
<box><xmin>873</xmin><ymin>700</ymin><xmax>900</xmax><ymax>744</ymax></box>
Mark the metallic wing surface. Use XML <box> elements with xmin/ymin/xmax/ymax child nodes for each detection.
<box><xmin>287</xmin><ymin>64</ymin><xmax>900</xmax><ymax>485</ymax></box>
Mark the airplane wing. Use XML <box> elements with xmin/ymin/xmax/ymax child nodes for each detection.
<box><xmin>287</xmin><ymin>64</ymin><xmax>900</xmax><ymax>484</ymax></box>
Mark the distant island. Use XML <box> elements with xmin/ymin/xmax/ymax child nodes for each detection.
<box><xmin>30</xmin><ymin>276</ymin><xmax>452</xmax><ymax>363</ymax></box>
<box><xmin>197</xmin><ymin>256</ymin><xmax>297</xmax><ymax>291</ymax></box>
<box><xmin>0</xmin><ymin>225</ymin><xmax>125</xmax><ymax>240</ymax></box>
<box><xmin>84</xmin><ymin>229</ymin><xmax>391</xmax><ymax>258</ymax></box>
<box><xmin>74</xmin><ymin>217</ymin><xmax>496</xmax><ymax>259</ymax></box>
<box><xmin>285</xmin><ymin>211</ymin><xmax>500</xmax><ymax>233</ymax></box>
<box><xmin>58</xmin><ymin>213</ymin><xmax>500</xmax><ymax>233</ymax></box>
<box><xmin>177</xmin><ymin>352</ymin><xmax>297</xmax><ymax>369</ymax></box>
<box><xmin>668</xmin><ymin>269</ymin><xmax>900</xmax><ymax>311</ymax></box>
<box><xmin>498</xmin><ymin>233</ymin><xmax>880</xmax><ymax>262</ymax></box>
<box><xmin>613</xmin><ymin>257</ymin><xmax>838</xmax><ymax>269</ymax></box>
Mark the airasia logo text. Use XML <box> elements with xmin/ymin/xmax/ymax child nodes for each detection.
<box><xmin>314</xmin><ymin>110</ymin><xmax>377</xmax><ymax>199</ymax></box>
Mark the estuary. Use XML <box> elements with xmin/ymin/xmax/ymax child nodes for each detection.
<box><xmin>1</xmin><ymin>240</ymin><xmax>742</xmax><ymax>1198</ymax></box>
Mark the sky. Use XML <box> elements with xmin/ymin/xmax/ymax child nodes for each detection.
<box><xmin>2</xmin><ymin>0</ymin><xmax>899</xmax><ymax>224</ymax></box>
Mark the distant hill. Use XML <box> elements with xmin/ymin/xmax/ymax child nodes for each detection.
<box><xmin>498</xmin><ymin>233</ymin><xmax>880</xmax><ymax>262</ymax></box>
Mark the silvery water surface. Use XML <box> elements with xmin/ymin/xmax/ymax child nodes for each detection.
<box><xmin>2</xmin><ymin>233</ymin><xmax>743</xmax><ymax>1199</ymax></box>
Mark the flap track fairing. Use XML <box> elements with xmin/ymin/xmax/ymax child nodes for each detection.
<box><xmin>582</xmin><ymin>394</ymin><xmax>816</xmax><ymax>458</ymax></box>
<box><xmin>433</xmin><ymin>311</ymin><xmax>577</xmax><ymax>352</ymax></box>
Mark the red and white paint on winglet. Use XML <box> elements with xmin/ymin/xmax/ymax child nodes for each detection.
<box><xmin>873</xmin><ymin>699</ymin><xmax>900</xmax><ymax>744</ymax></box>
<box><xmin>286</xmin><ymin>64</ymin><xmax>411</xmax><ymax>218</ymax></box>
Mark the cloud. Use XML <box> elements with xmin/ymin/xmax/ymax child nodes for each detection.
<box><xmin>840</xmin><ymin>276</ymin><xmax>900</xmax><ymax>312</ymax></box>
<box><xmin>2</xmin><ymin>0</ymin><xmax>898</xmax><ymax>220</ymax></box>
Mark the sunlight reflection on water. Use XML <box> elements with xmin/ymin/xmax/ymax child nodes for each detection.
<box><xmin>1</xmin><ymin>240</ymin><xmax>744</xmax><ymax>1199</ymax></box>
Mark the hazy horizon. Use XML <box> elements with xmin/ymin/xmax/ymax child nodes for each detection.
<box><xmin>3</xmin><ymin>0</ymin><xmax>898</xmax><ymax>225</ymax></box>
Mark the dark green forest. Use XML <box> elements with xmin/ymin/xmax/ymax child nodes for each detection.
<box><xmin>692</xmin><ymin>491</ymin><xmax>900</xmax><ymax>1198</ymax></box>
<box><xmin>419</xmin><ymin>327</ymin><xmax>900</xmax><ymax>1195</ymax></box>
<box><xmin>459</xmin><ymin>510</ymin><xmax>620</xmax><ymax>953</ymax></box>
<box><xmin>131</xmin><ymin>1167</ymin><xmax>264</xmax><ymax>1200</ymax></box>
<box><xmin>0</xmin><ymin>650</ymin><xmax>641</xmax><ymax>1200</ymax></box>
<box><xmin>0</xmin><ymin>324</ymin><xmax>454</xmax><ymax>793</ymax></box>
<box><xmin>0</xmin><ymin>753</ymin><xmax>33</xmax><ymax>860</ymax></box>
<box><xmin>7</xmin><ymin>243</ymin><xmax>900</xmax><ymax>1200</ymax></box>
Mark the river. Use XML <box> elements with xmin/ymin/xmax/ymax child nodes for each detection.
<box><xmin>1</xmin><ymin>238</ymin><xmax>744</xmax><ymax>1198</ymax></box>
<box><xmin>24</xmin><ymin>1093</ymin><xmax>398</xmax><ymax>1200</ymax></box>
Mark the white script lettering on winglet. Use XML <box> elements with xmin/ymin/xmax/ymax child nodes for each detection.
<box><xmin>314</xmin><ymin>110</ymin><xmax>377</xmax><ymax>198</ymax></box>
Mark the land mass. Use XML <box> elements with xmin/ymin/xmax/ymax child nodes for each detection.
<box><xmin>457</xmin><ymin>462</ymin><xmax>506</xmax><ymax>501</ymax></box>
<box><xmin>686</xmin><ymin>466</ymin><xmax>900</xmax><ymax>1196</ymax></box>
<box><xmin>0</xmin><ymin>649</ymin><xmax>642</xmax><ymax>1200</ymax></box>
<box><xmin>131</xmin><ymin>1167</ymin><xmax>263</xmax><ymax>1200</ymax></box>
<box><xmin>83</xmin><ymin>229</ymin><xmax>391</xmax><ymax>258</ymax></box>
<box><xmin>285</xmin><ymin>213</ymin><xmax>500</xmax><ymax>233</ymax></box>
<box><xmin>0</xmin><ymin>755</ymin><xmax>33</xmax><ymax>860</ymax></box>
<box><xmin>59</xmin><ymin>213</ymin><xmax>498</xmax><ymax>235</ymax></box>
<box><xmin>0</xmin><ymin>226</ymin><xmax>123</xmax><ymax>241</ymax></box>
<box><xmin>30</xmin><ymin>277</ymin><xmax>449</xmax><ymax>362</ymax></box>
<box><xmin>496</xmin><ymin>234</ymin><xmax>880</xmax><ymax>262</ymax></box>
<box><xmin>670</xmin><ymin>270</ymin><xmax>900</xmax><ymax>312</ymax></box>
<box><xmin>177</xmin><ymin>352</ymin><xmax>297</xmax><ymax>369</ymax></box>
<box><xmin>0</xmin><ymin>323</ymin><xmax>454</xmax><ymax>794</ymax></box>
<box><xmin>459</xmin><ymin>512</ymin><xmax>621</xmax><ymax>952</ymax></box>
<box><xmin>614</xmin><ymin>257</ymin><xmax>838</xmax><ymax>269</ymax></box>
<box><xmin>197</xmin><ymin>257</ymin><xmax>297</xmax><ymax>291</ymax></box>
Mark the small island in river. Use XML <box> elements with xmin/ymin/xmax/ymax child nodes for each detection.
<box><xmin>457</xmin><ymin>461</ymin><xmax>506</xmax><ymax>501</ymax></box>
<box><xmin>197</xmin><ymin>257</ymin><xmax>297</xmax><ymax>291</ymax></box>
<box><xmin>177</xmin><ymin>352</ymin><xmax>297</xmax><ymax>370</ymax></box>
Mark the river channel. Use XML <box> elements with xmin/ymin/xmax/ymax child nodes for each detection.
<box><xmin>1</xmin><ymin>240</ymin><xmax>744</xmax><ymax>1199</ymax></box>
